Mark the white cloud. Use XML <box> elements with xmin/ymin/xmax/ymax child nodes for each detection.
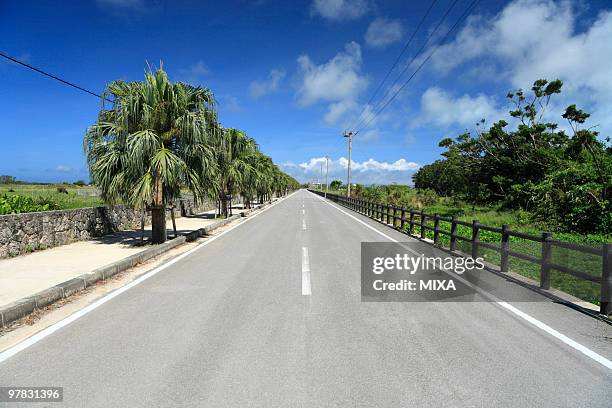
<box><xmin>219</xmin><ymin>95</ymin><xmax>241</xmax><ymax>112</ymax></box>
<box><xmin>324</xmin><ymin>100</ymin><xmax>356</xmax><ymax>125</ymax></box>
<box><xmin>429</xmin><ymin>0</ymin><xmax>612</xmax><ymax>134</ymax></box>
<box><xmin>311</xmin><ymin>0</ymin><xmax>369</xmax><ymax>21</ymax></box>
<box><xmin>365</xmin><ymin>18</ymin><xmax>403</xmax><ymax>48</ymax></box>
<box><xmin>296</xmin><ymin>42</ymin><xmax>368</xmax><ymax>125</ymax></box>
<box><xmin>286</xmin><ymin>156</ymin><xmax>420</xmax><ymax>184</ymax></box>
<box><xmin>419</xmin><ymin>87</ymin><xmax>504</xmax><ymax>128</ymax></box>
<box><xmin>54</xmin><ymin>165</ymin><xmax>73</xmax><ymax>173</ymax></box>
<box><xmin>249</xmin><ymin>69</ymin><xmax>286</xmax><ymax>98</ymax></box>
<box><xmin>356</xmin><ymin>128</ymin><xmax>381</xmax><ymax>143</ymax></box>
<box><xmin>297</xmin><ymin>42</ymin><xmax>367</xmax><ymax>106</ymax></box>
<box><xmin>176</xmin><ymin>60</ymin><xmax>209</xmax><ymax>84</ymax></box>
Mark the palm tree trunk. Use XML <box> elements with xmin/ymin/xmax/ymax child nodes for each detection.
<box><xmin>221</xmin><ymin>198</ymin><xmax>228</xmax><ymax>218</ymax></box>
<box><xmin>170</xmin><ymin>206</ymin><xmax>177</xmax><ymax>238</ymax></box>
<box><xmin>151</xmin><ymin>174</ymin><xmax>167</xmax><ymax>244</ymax></box>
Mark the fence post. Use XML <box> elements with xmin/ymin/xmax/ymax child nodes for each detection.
<box><xmin>420</xmin><ymin>210</ymin><xmax>426</xmax><ymax>239</ymax></box>
<box><xmin>400</xmin><ymin>208</ymin><xmax>406</xmax><ymax>232</ymax></box>
<box><xmin>471</xmin><ymin>220</ymin><xmax>480</xmax><ymax>259</ymax></box>
<box><xmin>409</xmin><ymin>209</ymin><xmax>415</xmax><ymax>235</ymax></box>
<box><xmin>380</xmin><ymin>204</ymin><xmax>384</xmax><ymax>222</ymax></box>
<box><xmin>433</xmin><ymin>214</ymin><xmax>440</xmax><ymax>245</ymax></box>
<box><xmin>601</xmin><ymin>244</ymin><xmax>612</xmax><ymax>315</ymax></box>
<box><xmin>392</xmin><ymin>207</ymin><xmax>397</xmax><ymax>227</ymax></box>
<box><xmin>450</xmin><ymin>216</ymin><xmax>457</xmax><ymax>251</ymax></box>
<box><xmin>500</xmin><ymin>224</ymin><xmax>510</xmax><ymax>273</ymax></box>
<box><xmin>540</xmin><ymin>232</ymin><xmax>552</xmax><ymax>290</ymax></box>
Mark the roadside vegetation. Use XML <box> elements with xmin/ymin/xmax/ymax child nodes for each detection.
<box><xmin>413</xmin><ymin>79</ymin><xmax>611</xmax><ymax>236</ymax></box>
<box><xmin>324</xmin><ymin>183</ymin><xmax>606</xmax><ymax>304</ymax></box>
<box><xmin>0</xmin><ymin>183</ymin><xmax>103</xmax><ymax>214</ymax></box>
<box><xmin>321</xmin><ymin>79</ymin><xmax>611</xmax><ymax>305</ymax></box>
<box><xmin>1</xmin><ymin>66</ymin><xmax>298</xmax><ymax>243</ymax></box>
<box><xmin>84</xmin><ymin>66</ymin><xmax>298</xmax><ymax>243</ymax></box>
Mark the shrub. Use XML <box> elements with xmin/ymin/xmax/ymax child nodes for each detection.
<box><xmin>0</xmin><ymin>194</ymin><xmax>60</xmax><ymax>215</ymax></box>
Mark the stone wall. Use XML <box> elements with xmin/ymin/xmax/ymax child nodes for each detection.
<box><xmin>0</xmin><ymin>198</ymin><xmax>216</xmax><ymax>258</ymax></box>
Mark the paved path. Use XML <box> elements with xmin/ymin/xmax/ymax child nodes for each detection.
<box><xmin>0</xmin><ymin>190</ymin><xmax>610</xmax><ymax>407</ymax></box>
<box><xmin>0</xmin><ymin>207</ymin><xmax>225</xmax><ymax>306</ymax></box>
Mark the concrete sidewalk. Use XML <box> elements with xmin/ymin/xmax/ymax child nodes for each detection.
<box><xmin>0</xmin><ymin>206</ymin><xmax>242</xmax><ymax>307</ymax></box>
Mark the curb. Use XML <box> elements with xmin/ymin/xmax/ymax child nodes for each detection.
<box><xmin>0</xmin><ymin>203</ymin><xmax>269</xmax><ymax>328</ymax></box>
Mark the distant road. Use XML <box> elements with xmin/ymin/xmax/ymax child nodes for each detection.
<box><xmin>0</xmin><ymin>190</ymin><xmax>610</xmax><ymax>407</ymax></box>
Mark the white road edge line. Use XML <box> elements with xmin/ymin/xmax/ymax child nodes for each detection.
<box><xmin>302</xmin><ymin>247</ymin><xmax>311</xmax><ymax>296</ymax></box>
<box><xmin>0</xmin><ymin>191</ymin><xmax>299</xmax><ymax>365</ymax></box>
<box><xmin>310</xmin><ymin>191</ymin><xmax>612</xmax><ymax>371</ymax></box>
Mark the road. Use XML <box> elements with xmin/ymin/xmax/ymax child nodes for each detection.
<box><xmin>0</xmin><ymin>189</ymin><xmax>611</xmax><ymax>407</ymax></box>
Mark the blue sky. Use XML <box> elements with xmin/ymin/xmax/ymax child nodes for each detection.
<box><xmin>1</xmin><ymin>0</ymin><xmax>611</xmax><ymax>184</ymax></box>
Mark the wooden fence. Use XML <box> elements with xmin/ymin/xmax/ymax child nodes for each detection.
<box><xmin>309</xmin><ymin>190</ymin><xmax>612</xmax><ymax>315</ymax></box>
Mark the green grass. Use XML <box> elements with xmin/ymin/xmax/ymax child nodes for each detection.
<box><xmin>0</xmin><ymin>184</ymin><xmax>104</xmax><ymax>211</ymax></box>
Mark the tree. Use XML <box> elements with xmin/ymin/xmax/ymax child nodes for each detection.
<box><xmin>255</xmin><ymin>155</ymin><xmax>274</xmax><ymax>204</ymax></box>
<box><xmin>73</xmin><ymin>180</ymin><xmax>86</xmax><ymax>187</ymax></box>
<box><xmin>0</xmin><ymin>175</ymin><xmax>16</xmax><ymax>184</ymax></box>
<box><xmin>412</xmin><ymin>78</ymin><xmax>611</xmax><ymax>232</ymax></box>
<box><xmin>329</xmin><ymin>180</ymin><xmax>343</xmax><ymax>190</ymax></box>
<box><xmin>85</xmin><ymin>67</ymin><xmax>218</xmax><ymax>243</ymax></box>
<box><xmin>214</xmin><ymin>128</ymin><xmax>257</xmax><ymax>217</ymax></box>
<box><xmin>238</xmin><ymin>150</ymin><xmax>298</xmax><ymax>208</ymax></box>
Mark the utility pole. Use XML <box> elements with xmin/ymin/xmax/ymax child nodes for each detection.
<box><xmin>324</xmin><ymin>155</ymin><xmax>329</xmax><ymax>198</ymax></box>
<box><xmin>320</xmin><ymin>162</ymin><xmax>323</xmax><ymax>191</ymax></box>
<box><xmin>343</xmin><ymin>131</ymin><xmax>353</xmax><ymax>197</ymax></box>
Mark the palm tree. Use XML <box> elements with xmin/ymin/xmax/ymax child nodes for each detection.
<box><xmin>215</xmin><ymin>128</ymin><xmax>257</xmax><ymax>217</ymax></box>
<box><xmin>239</xmin><ymin>151</ymin><xmax>263</xmax><ymax>209</ymax></box>
<box><xmin>84</xmin><ymin>67</ymin><xmax>218</xmax><ymax>243</ymax></box>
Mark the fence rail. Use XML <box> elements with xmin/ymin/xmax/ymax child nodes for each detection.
<box><xmin>309</xmin><ymin>190</ymin><xmax>612</xmax><ymax>315</ymax></box>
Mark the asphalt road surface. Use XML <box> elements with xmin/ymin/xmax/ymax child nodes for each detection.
<box><xmin>1</xmin><ymin>190</ymin><xmax>611</xmax><ymax>407</ymax></box>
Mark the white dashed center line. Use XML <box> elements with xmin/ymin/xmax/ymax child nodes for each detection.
<box><xmin>302</xmin><ymin>247</ymin><xmax>311</xmax><ymax>296</ymax></box>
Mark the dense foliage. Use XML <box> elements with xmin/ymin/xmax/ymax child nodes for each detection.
<box><xmin>0</xmin><ymin>176</ymin><xmax>16</xmax><ymax>184</ymax></box>
<box><xmin>413</xmin><ymin>79</ymin><xmax>611</xmax><ymax>234</ymax></box>
<box><xmin>85</xmin><ymin>66</ymin><xmax>298</xmax><ymax>243</ymax></box>
<box><xmin>0</xmin><ymin>194</ymin><xmax>59</xmax><ymax>215</ymax></box>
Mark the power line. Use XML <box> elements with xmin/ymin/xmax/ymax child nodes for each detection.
<box><xmin>354</xmin><ymin>0</ymin><xmax>481</xmax><ymax>134</ymax></box>
<box><xmin>347</xmin><ymin>0</ymin><xmax>439</xmax><ymax>132</ymax></box>
<box><xmin>0</xmin><ymin>52</ymin><xmax>113</xmax><ymax>104</ymax></box>
<box><xmin>351</xmin><ymin>0</ymin><xmax>460</xmax><ymax>133</ymax></box>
